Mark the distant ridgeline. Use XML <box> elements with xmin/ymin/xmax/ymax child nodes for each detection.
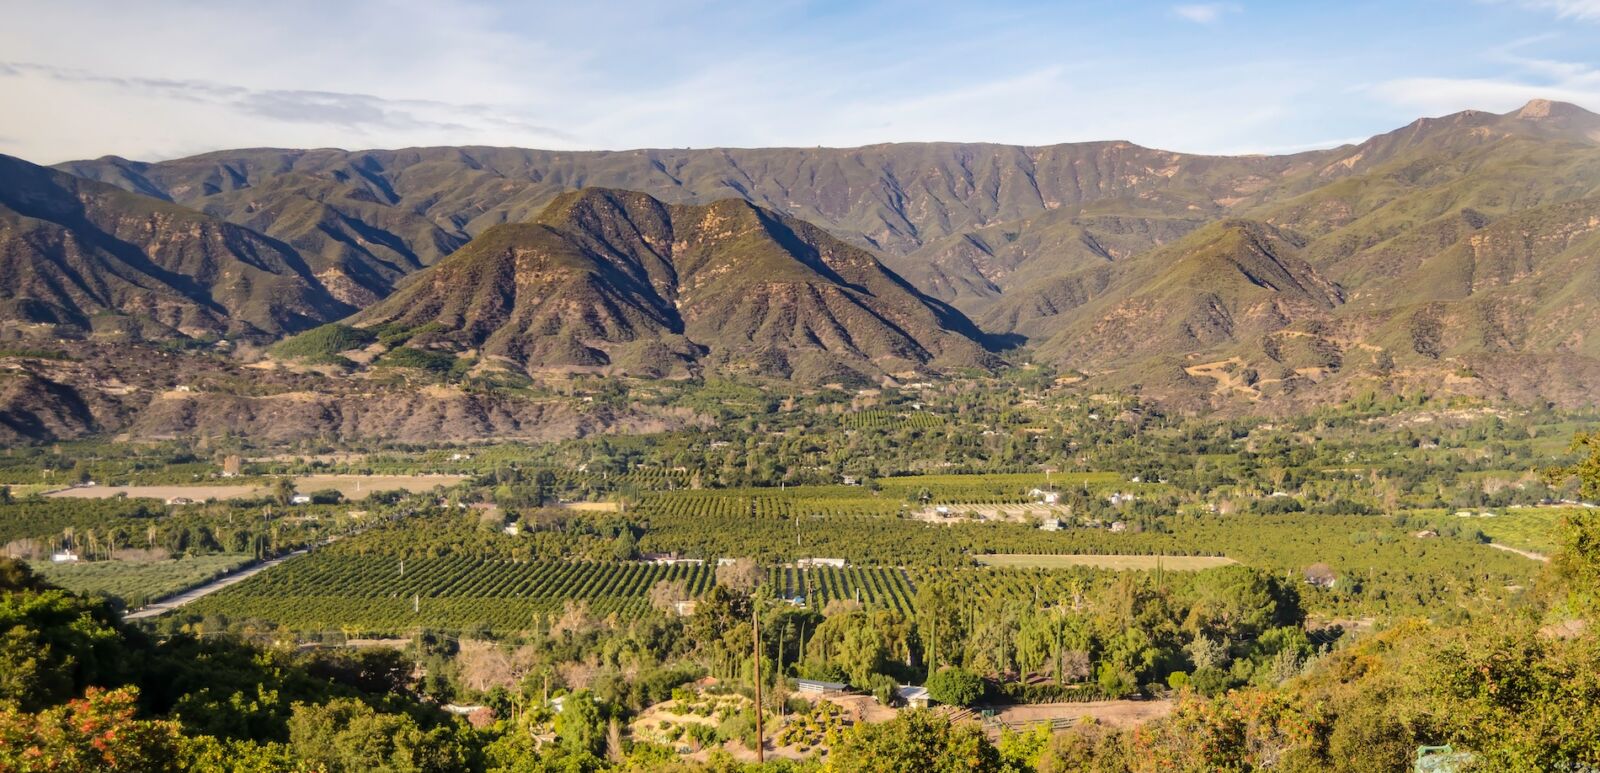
<box><xmin>0</xmin><ymin>99</ymin><xmax>1596</xmax><ymax>440</ymax></box>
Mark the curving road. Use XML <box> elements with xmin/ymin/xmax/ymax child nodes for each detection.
<box><xmin>124</xmin><ymin>548</ymin><xmax>307</xmax><ymax>620</ymax></box>
<box><xmin>1488</xmin><ymin>542</ymin><xmax>1549</xmax><ymax>563</ymax></box>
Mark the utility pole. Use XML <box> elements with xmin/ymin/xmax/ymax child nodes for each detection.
<box><xmin>753</xmin><ymin>603</ymin><xmax>764</xmax><ymax>764</ymax></box>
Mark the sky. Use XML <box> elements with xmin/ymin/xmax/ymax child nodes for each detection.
<box><xmin>1</xmin><ymin>0</ymin><xmax>1598</xmax><ymax>163</ymax></box>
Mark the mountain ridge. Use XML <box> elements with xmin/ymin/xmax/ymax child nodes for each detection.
<box><xmin>5</xmin><ymin>98</ymin><xmax>1597</xmax><ymax>418</ymax></box>
<box><xmin>342</xmin><ymin>187</ymin><xmax>995</xmax><ymax>385</ymax></box>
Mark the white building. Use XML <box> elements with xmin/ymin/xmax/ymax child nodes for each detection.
<box><xmin>895</xmin><ymin>685</ymin><xmax>931</xmax><ymax>709</ymax></box>
<box><xmin>1029</xmin><ymin>488</ymin><xmax>1061</xmax><ymax>505</ymax></box>
<box><xmin>796</xmin><ymin>557</ymin><xmax>846</xmax><ymax>569</ymax></box>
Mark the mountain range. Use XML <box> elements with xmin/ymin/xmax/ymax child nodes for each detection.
<box><xmin>2</xmin><ymin>98</ymin><xmax>1599</xmax><ymax>437</ymax></box>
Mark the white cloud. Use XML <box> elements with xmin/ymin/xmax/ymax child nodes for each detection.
<box><xmin>1172</xmin><ymin>3</ymin><xmax>1242</xmax><ymax>23</ymax></box>
<box><xmin>1512</xmin><ymin>0</ymin><xmax>1600</xmax><ymax>21</ymax></box>
<box><xmin>1367</xmin><ymin>38</ymin><xmax>1600</xmax><ymax>115</ymax></box>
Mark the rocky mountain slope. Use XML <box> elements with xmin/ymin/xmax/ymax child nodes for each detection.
<box><xmin>54</xmin><ymin>139</ymin><xmax>1339</xmax><ymax>316</ymax></box>
<box><xmin>0</xmin><ymin>154</ymin><xmax>352</xmax><ymax>341</ymax></box>
<box><xmin>345</xmin><ymin>188</ymin><xmax>994</xmax><ymax>384</ymax></box>
<box><xmin>0</xmin><ymin>344</ymin><xmax>707</xmax><ymax>444</ymax></box>
<box><xmin>17</xmin><ymin>98</ymin><xmax>1600</xmax><ymax>414</ymax></box>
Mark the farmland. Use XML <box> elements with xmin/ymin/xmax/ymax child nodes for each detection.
<box><xmin>46</xmin><ymin>484</ymin><xmax>264</xmax><ymax>501</ymax></box>
<box><xmin>973</xmin><ymin>554</ymin><xmax>1239</xmax><ymax>571</ymax></box>
<box><xmin>292</xmin><ymin>473</ymin><xmax>469</xmax><ymax>498</ymax></box>
<box><xmin>36</xmin><ymin>553</ymin><xmax>253</xmax><ymax>607</ymax></box>
<box><xmin>40</xmin><ymin>473</ymin><xmax>468</xmax><ymax>502</ymax></box>
<box><xmin>1457</xmin><ymin>506</ymin><xmax>1585</xmax><ymax>555</ymax></box>
<box><xmin>3</xmin><ymin>374</ymin><xmax>1597</xmax><ymax>771</ymax></box>
<box><xmin>181</xmin><ymin>552</ymin><xmax>1130</xmax><ymax>634</ymax></box>
<box><xmin>186</xmin><ymin>555</ymin><xmax>716</xmax><ymax>632</ymax></box>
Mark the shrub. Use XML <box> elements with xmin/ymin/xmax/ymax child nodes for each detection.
<box><xmin>270</xmin><ymin>324</ymin><xmax>376</xmax><ymax>361</ymax></box>
<box><xmin>925</xmin><ymin>667</ymin><xmax>984</xmax><ymax>707</ymax></box>
<box><xmin>380</xmin><ymin>347</ymin><xmax>457</xmax><ymax>373</ymax></box>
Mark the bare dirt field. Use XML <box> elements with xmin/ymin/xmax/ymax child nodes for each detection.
<box><xmin>989</xmin><ymin>699</ymin><xmax>1174</xmax><ymax>731</ymax></box>
<box><xmin>292</xmin><ymin>474</ymin><xmax>468</xmax><ymax>498</ymax></box>
<box><xmin>45</xmin><ymin>473</ymin><xmax>468</xmax><ymax>502</ymax></box>
<box><xmin>559</xmin><ymin>501</ymin><xmax>621</xmax><ymax>512</ymax></box>
<box><xmin>911</xmin><ymin>503</ymin><xmax>1073</xmax><ymax>525</ymax></box>
<box><xmin>975</xmin><ymin>554</ymin><xmax>1237</xmax><ymax>571</ymax></box>
<box><xmin>47</xmin><ymin>484</ymin><xmax>264</xmax><ymax>501</ymax></box>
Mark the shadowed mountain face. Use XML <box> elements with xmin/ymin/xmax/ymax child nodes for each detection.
<box><xmin>54</xmin><ymin>139</ymin><xmax>1339</xmax><ymax>313</ymax></box>
<box><xmin>31</xmin><ymin>98</ymin><xmax>1600</xmax><ymax>409</ymax></box>
<box><xmin>0</xmin><ymin>154</ymin><xmax>353</xmax><ymax>341</ymax></box>
<box><xmin>350</xmin><ymin>188</ymin><xmax>995</xmax><ymax>384</ymax></box>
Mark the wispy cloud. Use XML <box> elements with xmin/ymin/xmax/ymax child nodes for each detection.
<box><xmin>0</xmin><ymin>61</ymin><xmax>575</xmax><ymax>141</ymax></box>
<box><xmin>1172</xmin><ymin>3</ymin><xmax>1242</xmax><ymax>23</ymax></box>
<box><xmin>1509</xmin><ymin>0</ymin><xmax>1600</xmax><ymax>21</ymax></box>
<box><xmin>1366</xmin><ymin>37</ymin><xmax>1600</xmax><ymax>114</ymax></box>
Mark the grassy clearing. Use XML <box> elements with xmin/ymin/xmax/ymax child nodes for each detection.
<box><xmin>974</xmin><ymin>554</ymin><xmax>1238</xmax><ymax>571</ymax></box>
<box><xmin>1462</xmin><ymin>506</ymin><xmax>1587</xmax><ymax>555</ymax></box>
<box><xmin>36</xmin><ymin>554</ymin><xmax>254</xmax><ymax>607</ymax></box>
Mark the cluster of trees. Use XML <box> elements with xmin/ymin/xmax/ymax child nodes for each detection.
<box><xmin>3</xmin><ymin>430</ymin><xmax>1598</xmax><ymax>770</ymax></box>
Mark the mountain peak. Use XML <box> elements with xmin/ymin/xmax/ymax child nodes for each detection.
<box><xmin>1511</xmin><ymin>98</ymin><xmax>1594</xmax><ymax>121</ymax></box>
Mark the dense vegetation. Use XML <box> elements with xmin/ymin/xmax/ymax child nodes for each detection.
<box><xmin>0</xmin><ymin>380</ymin><xmax>1594</xmax><ymax>770</ymax></box>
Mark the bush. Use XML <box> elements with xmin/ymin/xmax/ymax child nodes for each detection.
<box><xmin>1096</xmin><ymin>664</ymin><xmax>1137</xmax><ymax>699</ymax></box>
<box><xmin>683</xmin><ymin>722</ymin><xmax>719</xmax><ymax>750</ymax></box>
<box><xmin>307</xmin><ymin>489</ymin><xmax>344</xmax><ymax>505</ymax></box>
<box><xmin>925</xmin><ymin>667</ymin><xmax>984</xmax><ymax>707</ymax></box>
<box><xmin>869</xmin><ymin>673</ymin><xmax>898</xmax><ymax>706</ymax></box>
<box><xmin>1190</xmin><ymin>666</ymin><xmax>1231</xmax><ymax>697</ymax></box>
<box><xmin>1250</xmin><ymin>497</ymin><xmax>1306</xmax><ymax>515</ymax></box>
<box><xmin>995</xmin><ymin>681</ymin><xmax>1109</xmax><ymax>704</ymax></box>
<box><xmin>270</xmin><ymin>324</ymin><xmax>376</xmax><ymax>361</ymax></box>
<box><xmin>380</xmin><ymin>347</ymin><xmax>457</xmax><ymax>373</ymax></box>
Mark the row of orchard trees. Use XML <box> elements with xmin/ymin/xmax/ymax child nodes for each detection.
<box><xmin>673</xmin><ymin>558</ymin><xmax>1313</xmax><ymax>709</ymax></box>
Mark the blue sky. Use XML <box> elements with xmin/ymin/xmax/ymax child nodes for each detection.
<box><xmin>1</xmin><ymin>0</ymin><xmax>1597</xmax><ymax>162</ymax></box>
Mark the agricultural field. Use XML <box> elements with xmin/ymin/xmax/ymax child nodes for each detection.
<box><xmin>40</xmin><ymin>474</ymin><xmax>469</xmax><ymax>502</ymax></box>
<box><xmin>46</xmin><ymin>484</ymin><xmax>264</xmax><ymax>501</ymax></box>
<box><xmin>292</xmin><ymin>473</ymin><xmax>469</xmax><ymax>498</ymax></box>
<box><xmin>1452</xmin><ymin>506</ymin><xmax>1586</xmax><ymax>555</ymax></box>
<box><xmin>771</xmin><ymin>566</ymin><xmax>918</xmax><ymax>612</ymax></box>
<box><xmin>185</xmin><ymin>555</ymin><xmax>716</xmax><ymax>632</ymax></box>
<box><xmin>839</xmin><ymin>410</ymin><xmax>945</xmax><ymax>430</ymax></box>
<box><xmin>973</xmin><ymin>554</ymin><xmax>1239</xmax><ymax>571</ymax></box>
<box><xmin>36</xmin><ymin>553</ymin><xmax>253</xmax><ymax>608</ymax></box>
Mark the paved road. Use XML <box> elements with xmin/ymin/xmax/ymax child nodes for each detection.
<box><xmin>1488</xmin><ymin>542</ymin><xmax>1549</xmax><ymax>563</ymax></box>
<box><xmin>125</xmin><ymin>548</ymin><xmax>307</xmax><ymax>620</ymax></box>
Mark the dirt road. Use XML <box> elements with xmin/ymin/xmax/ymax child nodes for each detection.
<box><xmin>1488</xmin><ymin>543</ymin><xmax>1549</xmax><ymax>562</ymax></box>
<box><xmin>124</xmin><ymin>549</ymin><xmax>306</xmax><ymax>620</ymax></box>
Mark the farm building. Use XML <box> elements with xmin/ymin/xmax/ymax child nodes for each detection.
<box><xmin>796</xmin><ymin>679</ymin><xmax>847</xmax><ymax>695</ymax></box>
<box><xmin>548</xmin><ymin>694</ymin><xmax>601</xmax><ymax>714</ymax></box>
<box><xmin>641</xmin><ymin>552</ymin><xmax>705</xmax><ymax>566</ymax></box>
<box><xmin>796</xmin><ymin>557</ymin><xmax>847</xmax><ymax>568</ymax></box>
<box><xmin>895</xmin><ymin>685</ymin><xmax>931</xmax><ymax>709</ymax></box>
